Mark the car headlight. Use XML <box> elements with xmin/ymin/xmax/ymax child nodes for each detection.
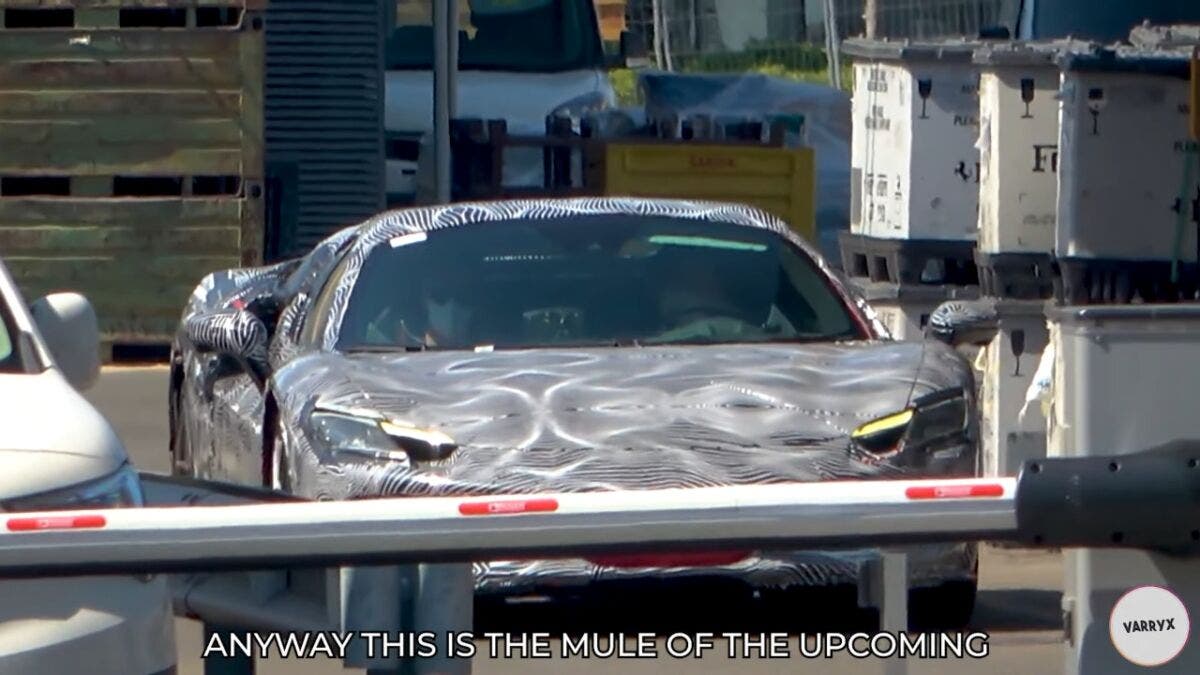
<box><xmin>309</xmin><ymin>410</ymin><xmax>457</xmax><ymax>465</ymax></box>
<box><xmin>2</xmin><ymin>462</ymin><xmax>143</xmax><ymax>512</ymax></box>
<box><xmin>851</xmin><ymin>389</ymin><xmax>969</xmax><ymax>457</ymax></box>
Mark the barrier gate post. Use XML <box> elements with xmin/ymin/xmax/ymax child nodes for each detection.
<box><xmin>203</xmin><ymin>623</ymin><xmax>254</xmax><ymax>675</ymax></box>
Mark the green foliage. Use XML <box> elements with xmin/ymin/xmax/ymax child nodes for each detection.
<box><xmin>609</xmin><ymin>43</ymin><xmax>854</xmax><ymax>106</ymax></box>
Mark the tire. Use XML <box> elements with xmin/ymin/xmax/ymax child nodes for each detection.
<box><xmin>909</xmin><ymin>578</ymin><xmax>978</xmax><ymax>631</ymax></box>
<box><xmin>169</xmin><ymin>386</ymin><xmax>194</xmax><ymax>478</ymax></box>
<box><xmin>269</xmin><ymin>417</ymin><xmax>291</xmax><ymax>492</ymax></box>
<box><xmin>170</xmin><ymin>416</ymin><xmax>192</xmax><ymax>477</ymax></box>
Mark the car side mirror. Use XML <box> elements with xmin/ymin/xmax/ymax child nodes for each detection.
<box><xmin>184</xmin><ymin>309</ymin><xmax>270</xmax><ymax>389</ymax></box>
<box><xmin>926</xmin><ymin>299</ymin><xmax>1000</xmax><ymax>347</ymax></box>
<box><xmin>29</xmin><ymin>293</ymin><xmax>101</xmax><ymax>391</ymax></box>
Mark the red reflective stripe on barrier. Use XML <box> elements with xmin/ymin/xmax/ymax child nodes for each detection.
<box><xmin>458</xmin><ymin>498</ymin><xmax>559</xmax><ymax>516</ymax></box>
<box><xmin>7</xmin><ymin>514</ymin><xmax>107</xmax><ymax>532</ymax></box>
<box><xmin>905</xmin><ymin>484</ymin><xmax>1005</xmax><ymax>500</ymax></box>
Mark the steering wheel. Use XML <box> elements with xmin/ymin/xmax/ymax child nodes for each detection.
<box><xmin>649</xmin><ymin>310</ymin><xmax>758</xmax><ymax>343</ymax></box>
<box><xmin>522</xmin><ymin>306</ymin><xmax>585</xmax><ymax>342</ymax></box>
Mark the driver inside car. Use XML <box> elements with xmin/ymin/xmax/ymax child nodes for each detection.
<box><xmin>652</xmin><ymin>260</ymin><xmax>755</xmax><ymax>342</ymax></box>
<box><xmin>361</xmin><ymin>272</ymin><xmax>476</xmax><ymax>349</ymax></box>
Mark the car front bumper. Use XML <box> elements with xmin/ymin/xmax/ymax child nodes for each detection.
<box><xmin>0</xmin><ymin>575</ymin><xmax>176</xmax><ymax>675</ymax></box>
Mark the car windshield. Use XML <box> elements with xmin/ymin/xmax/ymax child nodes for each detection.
<box><xmin>336</xmin><ymin>215</ymin><xmax>863</xmax><ymax>352</ymax></box>
<box><xmin>387</xmin><ymin>0</ymin><xmax>605</xmax><ymax>72</ymax></box>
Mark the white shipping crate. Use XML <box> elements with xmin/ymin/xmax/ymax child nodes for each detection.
<box><xmin>975</xmin><ymin>46</ymin><xmax>1067</xmax><ymax>256</ymax></box>
<box><xmin>1045</xmin><ymin>304</ymin><xmax>1200</xmax><ymax>674</ymax></box>
<box><xmin>976</xmin><ymin>301</ymin><xmax>1049</xmax><ymax>478</ymax></box>
<box><xmin>1056</xmin><ymin>50</ymin><xmax>1200</xmax><ymax>263</ymax></box>
<box><xmin>846</xmin><ymin>40</ymin><xmax>982</xmax><ymax>242</ymax></box>
<box><xmin>1046</xmin><ymin>305</ymin><xmax>1200</xmax><ymax>457</ymax></box>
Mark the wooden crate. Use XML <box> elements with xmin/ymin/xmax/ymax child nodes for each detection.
<box><xmin>595</xmin><ymin>0</ymin><xmax>626</xmax><ymax>43</ymax></box>
<box><xmin>0</xmin><ymin>0</ymin><xmax>265</xmax><ymax>345</ymax></box>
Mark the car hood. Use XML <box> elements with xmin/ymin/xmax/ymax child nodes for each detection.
<box><xmin>0</xmin><ymin>371</ymin><xmax>125</xmax><ymax>499</ymax></box>
<box><xmin>277</xmin><ymin>341</ymin><xmax>972</xmax><ymax>493</ymax></box>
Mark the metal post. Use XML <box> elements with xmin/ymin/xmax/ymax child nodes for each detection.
<box><xmin>447</xmin><ymin>0</ymin><xmax>458</xmax><ymax>122</ymax></box>
<box><xmin>863</xmin><ymin>0</ymin><xmax>878</xmax><ymax>39</ymax></box>
<box><xmin>412</xmin><ymin>563</ymin><xmax>473</xmax><ymax>675</ymax></box>
<box><xmin>823</xmin><ymin>0</ymin><xmax>842</xmax><ymax>90</ymax></box>
<box><xmin>203</xmin><ymin>623</ymin><xmax>255</xmax><ymax>675</ymax></box>
<box><xmin>432</xmin><ymin>0</ymin><xmax>453</xmax><ymax>204</ymax></box>
<box><xmin>883</xmin><ymin>552</ymin><xmax>908</xmax><ymax>675</ymax></box>
<box><xmin>862</xmin><ymin>550</ymin><xmax>908</xmax><ymax>675</ymax></box>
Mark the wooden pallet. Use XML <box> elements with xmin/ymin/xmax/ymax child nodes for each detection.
<box><xmin>839</xmin><ymin>232</ymin><xmax>979</xmax><ymax>286</ymax></box>
<box><xmin>975</xmin><ymin>251</ymin><xmax>1056</xmax><ymax>300</ymax></box>
<box><xmin>1055</xmin><ymin>258</ymin><xmax>1200</xmax><ymax>305</ymax></box>
<box><xmin>100</xmin><ymin>339</ymin><xmax>173</xmax><ymax>365</ymax></box>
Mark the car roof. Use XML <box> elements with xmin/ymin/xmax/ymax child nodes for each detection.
<box><xmin>345</xmin><ymin>197</ymin><xmax>820</xmax><ymax>258</ymax></box>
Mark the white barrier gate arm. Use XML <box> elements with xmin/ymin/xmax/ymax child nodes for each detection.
<box><xmin>1</xmin><ymin>440</ymin><xmax>1199</xmax><ymax>575</ymax></box>
<box><xmin>0</xmin><ymin>477</ymin><xmax>1017</xmax><ymax>577</ymax></box>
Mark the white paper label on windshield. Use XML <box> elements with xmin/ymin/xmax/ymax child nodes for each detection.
<box><xmin>389</xmin><ymin>232</ymin><xmax>428</xmax><ymax>248</ymax></box>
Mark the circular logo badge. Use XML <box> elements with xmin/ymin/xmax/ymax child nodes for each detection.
<box><xmin>1109</xmin><ymin>585</ymin><xmax>1190</xmax><ymax>667</ymax></box>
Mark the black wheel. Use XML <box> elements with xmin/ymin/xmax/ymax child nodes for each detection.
<box><xmin>169</xmin><ymin>415</ymin><xmax>193</xmax><ymax>477</ymax></box>
<box><xmin>268</xmin><ymin>417</ymin><xmax>292</xmax><ymax>492</ymax></box>
<box><xmin>909</xmin><ymin>578</ymin><xmax>978</xmax><ymax>630</ymax></box>
<box><xmin>168</xmin><ymin>384</ymin><xmax>194</xmax><ymax>477</ymax></box>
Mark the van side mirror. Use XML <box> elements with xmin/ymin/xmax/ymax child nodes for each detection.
<box><xmin>29</xmin><ymin>293</ymin><xmax>101</xmax><ymax>391</ymax></box>
<box><xmin>926</xmin><ymin>299</ymin><xmax>999</xmax><ymax>347</ymax></box>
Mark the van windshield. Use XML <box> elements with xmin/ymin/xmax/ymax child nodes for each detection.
<box><xmin>387</xmin><ymin>0</ymin><xmax>605</xmax><ymax>72</ymax></box>
<box><xmin>1024</xmin><ymin>0</ymin><xmax>1200</xmax><ymax>41</ymax></box>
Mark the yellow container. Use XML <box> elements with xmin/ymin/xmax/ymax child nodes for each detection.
<box><xmin>595</xmin><ymin>0</ymin><xmax>627</xmax><ymax>43</ymax></box>
<box><xmin>603</xmin><ymin>143</ymin><xmax>818</xmax><ymax>245</ymax></box>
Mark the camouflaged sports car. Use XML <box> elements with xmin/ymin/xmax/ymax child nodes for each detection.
<box><xmin>169</xmin><ymin>198</ymin><xmax>980</xmax><ymax>623</ymax></box>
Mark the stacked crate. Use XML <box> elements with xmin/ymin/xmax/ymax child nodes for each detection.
<box><xmin>839</xmin><ymin>38</ymin><xmax>985</xmax><ymax>342</ymax></box>
<box><xmin>972</xmin><ymin>41</ymin><xmax>1094</xmax><ymax>300</ymax></box>
<box><xmin>970</xmin><ymin>31</ymin><xmax>1200</xmax><ymax>483</ymax></box>
<box><xmin>1043</xmin><ymin>30</ymin><xmax>1200</xmax><ymax>657</ymax></box>
<box><xmin>0</xmin><ymin>0</ymin><xmax>265</xmax><ymax>351</ymax></box>
<box><xmin>1053</xmin><ymin>45</ymin><xmax>1199</xmax><ymax>304</ymax></box>
<box><xmin>968</xmin><ymin>41</ymin><xmax>1086</xmax><ymax>479</ymax></box>
<box><xmin>841</xmin><ymin>38</ymin><xmax>983</xmax><ymax>286</ymax></box>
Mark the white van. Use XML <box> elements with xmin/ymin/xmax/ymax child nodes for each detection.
<box><xmin>0</xmin><ymin>261</ymin><xmax>175</xmax><ymax>675</ymax></box>
<box><xmin>384</xmin><ymin>0</ymin><xmax>622</xmax><ymax>204</ymax></box>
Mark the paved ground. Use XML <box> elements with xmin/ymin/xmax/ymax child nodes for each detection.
<box><xmin>87</xmin><ymin>366</ymin><xmax>1067</xmax><ymax>674</ymax></box>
